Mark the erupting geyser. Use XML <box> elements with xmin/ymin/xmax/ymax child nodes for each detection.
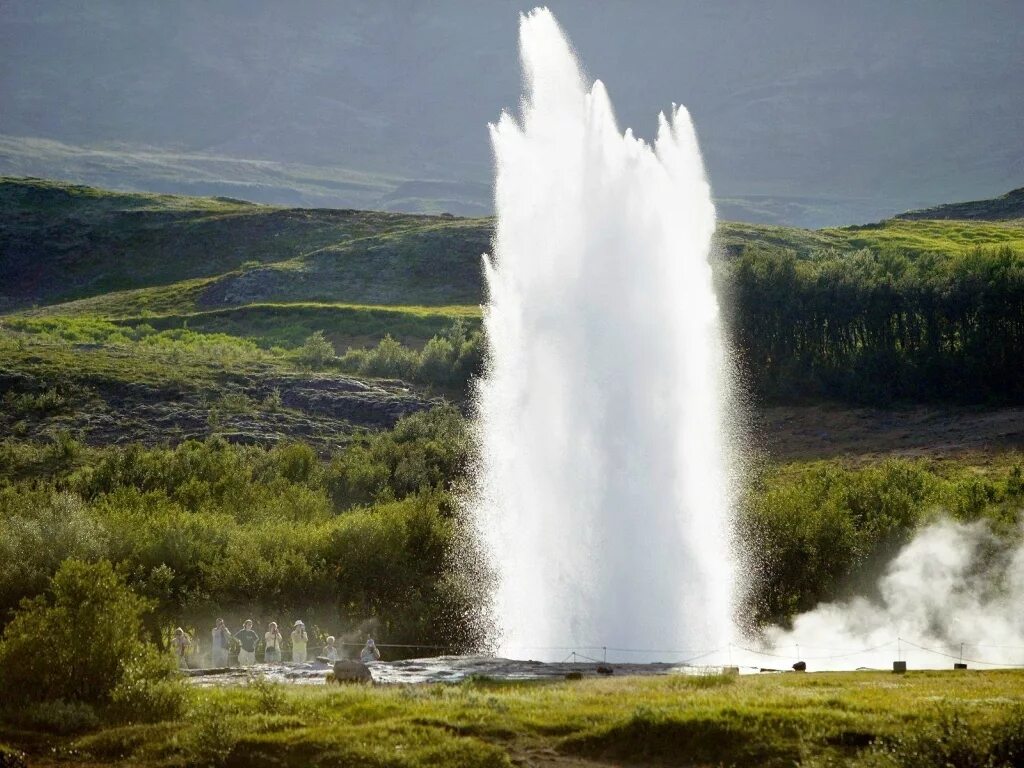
<box><xmin>472</xmin><ymin>8</ymin><xmax>737</xmax><ymax>661</ymax></box>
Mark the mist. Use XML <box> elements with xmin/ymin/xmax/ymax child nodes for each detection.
<box><xmin>756</xmin><ymin>520</ymin><xmax>1024</xmax><ymax>670</ymax></box>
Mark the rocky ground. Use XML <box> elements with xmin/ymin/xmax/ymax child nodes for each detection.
<box><xmin>1</xmin><ymin>366</ymin><xmax>436</xmax><ymax>451</ymax></box>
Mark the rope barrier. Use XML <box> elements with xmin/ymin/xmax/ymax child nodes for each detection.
<box><xmin>732</xmin><ymin>639</ymin><xmax>898</xmax><ymax>662</ymax></box>
<box><xmin>898</xmin><ymin>638</ymin><xmax>1024</xmax><ymax>668</ymax></box>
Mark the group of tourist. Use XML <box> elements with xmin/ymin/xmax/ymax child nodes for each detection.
<box><xmin>171</xmin><ymin>619</ymin><xmax>382</xmax><ymax>668</ymax></box>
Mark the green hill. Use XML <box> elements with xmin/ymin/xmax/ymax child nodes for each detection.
<box><xmin>2</xmin><ymin>176</ymin><xmax>1024</xmax><ymax>425</ymax></box>
<box><xmin>6</xmin><ymin>176</ymin><xmax>1024</xmax><ymax>321</ymax></box>
<box><xmin>895</xmin><ymin>187</ymin><xmax>1024</xmax><ymax>221</ymax></box>
<box><xmin>0</xmin><ymin>176</ymin><xmax>451</xmax><ymax>311</ymax></box>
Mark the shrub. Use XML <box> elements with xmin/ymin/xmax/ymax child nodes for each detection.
<box><xmin>868</xmin><ymin>707</ymin><xmax>1024</xmax><ymax>767</ymax></box>
<box><xmin>293</xmin><ymin>330</ymin><xmax>335</xmax><ymax>369</ymax></box>
<box><xmin>0</xmin><ymin>559</ymin><xmax>183</xmax><ymax>708</ymax></box>
<box><xmin>109</xmin><ymin>645</ymin><xmax>188</xmax><ymax>723</ymax></box>
<box><xmin>0</xmin><ymin>490</ymin><xmax>108</xmax><ymax>616</ymax></box>
<box><xmin>14</xmin><ymin>700</ymin><xmax>100</xmax><ymax>734</ymax></box>
<box><xmin>357</xmin><ymin>334</ymin><xmax>418</xmax><ymax>380</ymax></box>
<box><xmin>187</xmin><ymin>714</ymin><xmax>240</xmax><ymax>767</ymax></box>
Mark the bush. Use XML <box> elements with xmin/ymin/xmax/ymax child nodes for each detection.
<box><xmin>0</xmin><ymin>559</ymin><xmax>184</xmax><ymax>708</ymax></box>
<box><xmin>292</xmin><ymin>330</ymin><xmax>335</xmax><ymax>369</ymax></box>
<box><xmin>109</xmin><ymin>645</ymin><xmax>188</xmax><ymax>723</ymax></box>
<box><xmin>14</xmin><ymin>700</ymin><xmax>100</xmax><ymax>734</ymax></box>
<box><xmin>336</xmin><ymin>321</ymin><xmax>485</xmax><ymax>392</ymax></box>
<box><xmin>738</xmin><ymin>458</ymin><xmax>1024</xmax><ymax>627</ymax></box>
<box><xmin>868</xmin><ymin>707</ymin><xmax>1024</xmax><ymax>767</ymax></box>
<box><xmin>0</xmin><ymin>489</ymin><xmax>108</xmax><ymax>618</ymax></box>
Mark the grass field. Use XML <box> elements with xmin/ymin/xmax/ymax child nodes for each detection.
<box><xmin>3</xmin><ymin>670</ymin><xmax>1023</xmax><ymax>767</ymax></box>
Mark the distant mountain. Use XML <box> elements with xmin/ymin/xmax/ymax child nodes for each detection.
<box><xmin>895</xmin><ymin>188</ymin><xmax>1024</xmax><ymax>221</ymax></box>
<box><xmin>2</xmin><ymin>1</ymin><xmax>1022</xmax><ymax>227</ymax></box>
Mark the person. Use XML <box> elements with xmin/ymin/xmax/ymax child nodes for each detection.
<box><xmin>360</xmin><ymin>637</ymin><xmax>381</xmax><ymax>663</ymax></box>
<box><xmin>264</xmin><ymin>621</ymin><xmax>283</xmax><ymax>663</ymax></box>
<box><xmin>291</xmin><ymin>620</ymin><xmax>307</xmax><ymax>663</ymax></box>
<box><xmin>323</xmin><ymin>635</ymin><xmax>338</xmax><ymax>662</ymax></box>
<box><xmin>172</xmin><ymin>627</ymin><xmax>191</xmax><ymax>669</ymax></box>
<box><xmin>211</xmin><ymin>618</ymin><xmax>232</xmax><ymax>668</ymax></box>
<box><xmin>235</xmin><ymin>619</ymin><xmax>259</xmax><ymax>666</ymax></box>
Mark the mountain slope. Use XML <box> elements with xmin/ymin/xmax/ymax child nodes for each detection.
<box><xmin>895</xmin><ymin>187</ymin><xmax>1024</xmax><ymax>221</ymax></box>
<box><xmin>0</xmin><ymin>177</ymin><xmax>462</xmax><ymax>310</ymax></box>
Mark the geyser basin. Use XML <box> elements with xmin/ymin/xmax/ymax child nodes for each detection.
<box><xmin>471</xmin><ymin>8</ymin><xmax>737</xmax><ymax>662</ymax></box>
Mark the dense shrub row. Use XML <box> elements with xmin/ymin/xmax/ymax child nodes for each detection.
<box><xmin>0</xmin><ymin>405</ymin><xmax>487</xmax><ymax>654</ymax></box>
<box><xmin>726</xmin><ymin>245</ymin><xmax>1024</xmax><ymax>403</ymax></box>
<box><xmin>3</xmin><ymin>408</ymin><xmax>1021</xmax><ymax>650</ymax></box>
<box><xmin>330</xmin><ymin>321</ymin><xmax>484</xmax><ymax>392</ymax></box>
<box><xmin>738</xmin><ymin>458</ymin><xmax>1024</xmax><ymax>628</ymax></box>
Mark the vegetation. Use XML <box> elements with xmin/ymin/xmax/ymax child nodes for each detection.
<box><xmin>0</xmin><ymin>559</ymin><xmax>185</xmax><ymax>721</ymax></box>
<box><xmin>0</xmin><ymin>406</ymin><xmax>485</xmax><ymax>654</ymax></box>
<box><xmin>3</xmin><ymin>177</ymin><xmax>1024</xmax><ymax>761</ymax></box>
<box><xmin>727</xmin><ymin>245</ymin><xmax>1024</xmax><ymax>402</ymax></box>
<box><xmin>0</xmin><ymin>670</ymin><xmax>1023</xmax><ymax>766</ymax></box>
<box><xmin>895</xmin><ymin>186</ymin><xmax>1024</xmax><ymax>221</ymax></box>
<box><xmin>738</xmin><ymin>456</ymin><xmax>1024</xmax><ymax>627</ymax></box>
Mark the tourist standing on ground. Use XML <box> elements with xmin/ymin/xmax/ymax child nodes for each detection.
<box><xmin>211</xmin><ymin>618</ymin><xmax>232</xmax><ymax>668</ymax></box>
<box><xmin>323</xmin><ymin>635</ymin><xmax>338</xmax><ymax>662</ymax></box>
<box><xmin>235</xmin><ymin>619</ymin><xmax>259</xmax><ymax>666</ymax></box>
<box><xmin>264</xmin><ymin>621</ymin><xmax>283</xmax><ymax>663</ymax></box>
<box><xmin>360</xmin><ymin>637</ymin><xmax>381</xmax><ymax>663</ymax></box>
<box><xmin>291</xmin><ymin>620</ymin><xmax>307</xmax><ymax>663</ymax></box>
<box><xmin>172</xmin><ymin>627</ymin><xmax>191</xmax><ymax>669</ymax></box>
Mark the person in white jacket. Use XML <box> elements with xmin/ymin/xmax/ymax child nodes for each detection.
<box><xmin>172</xmin><ymin>627</ymin><xmax>191</xmax><ymax>669</ymax></box>
<box><xmin>360</xmin><ymin>637</ymin><xmax>381</xmax><ymax>663</ymax></box>
<box><xmin>264</xmin><ymin>621</ymin><xmax>283</xmax><ymax>663</ymax></box>
<box><xmin>211</xmin><ymin>618</ymin><xmax>232</xmax><ymax>668</ymax></box>
<box><xmin>323</xmin><ymin>636</ymin><xmax>338</xmax><ymax>662</ymax></box>
<box><xmin>291</xmin><ymin>620</ymin><xmax>307</xmax><ymax>663</ymax></box>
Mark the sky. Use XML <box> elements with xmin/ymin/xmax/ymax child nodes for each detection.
<box><xmin>1</xmin><ymin>0</ymin><xmax>1021</xmax><ymax>226</ymax></box>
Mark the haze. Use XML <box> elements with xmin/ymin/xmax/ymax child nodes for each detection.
<box><xmin>1</xmin><ymin>0</ymin><xmax>1021</xmax><ymax>226</ymax></box>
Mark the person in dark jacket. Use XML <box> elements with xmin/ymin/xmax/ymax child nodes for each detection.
<box><xmin>236</xmin><ymin>619</ymin><xmax>259</xmax><ymax>666</ymax></box>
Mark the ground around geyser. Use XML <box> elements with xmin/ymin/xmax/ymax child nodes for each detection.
<box><xmin>3</xmin><ymin>669</ymin><xmax>1024</xmax><ymax>767</ymax></box>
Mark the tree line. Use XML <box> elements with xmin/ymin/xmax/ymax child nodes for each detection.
<box><xmin>724</xmin><ymin>245</ymin><xmax>1024</xmax><ymax>403</ymax></box>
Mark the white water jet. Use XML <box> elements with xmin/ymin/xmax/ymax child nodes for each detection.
<box><xmin>471</xmin><ymin>8</ymin><xmax>736</xmax><ymax>662</ymax></box>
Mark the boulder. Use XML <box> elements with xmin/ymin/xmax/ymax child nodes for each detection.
<box><xmin>332</xmin><ymin>659</ymin><xmax>373</xmax><ymax>684</ymax></box>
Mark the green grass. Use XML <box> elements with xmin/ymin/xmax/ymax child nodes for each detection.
<box><xmin>830</xmin><ymin>218</ymin><xmax>1024</xmax><ymax>256</ymax></box>
<box><xmin>130</xmin><ymin>302</ymin><xmax>482</xmax><ymax>349</ymax></box>
<box><xmin>717</xmin><ymin>217</ymin><xmax>1024</xmax><ymax>259</ymax></box>
<box><xmin>0</xmin><ymin>316</ymin><xmax>279</xmax><ymax>388</ymax></box>
<box><xmin>5</xmin><ymin>670</ymin><xmax>1024</xmax><ymax>767</ymax></box>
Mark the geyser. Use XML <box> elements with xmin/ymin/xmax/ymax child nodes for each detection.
<box><xmin>472</xmin><ymin>8</ymin><xmax>736</xmax><ymax>661</ymax></box>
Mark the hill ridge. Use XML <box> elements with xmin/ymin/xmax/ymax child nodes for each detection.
<box><xmin>895</xmin><ymin>187</ymin><xmax>1024</xmax><ymax>221</ymax></box>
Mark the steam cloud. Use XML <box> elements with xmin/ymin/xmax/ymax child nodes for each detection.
<box><xmin>756</xmin><ymin>520</ymin><xmax>1024</xmax><ymax>670</ymax></box>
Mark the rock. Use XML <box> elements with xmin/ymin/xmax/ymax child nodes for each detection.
<box><xmin>332</xmin><ymin>659</ymin><xmax>373</xmax><ymax>684</ymax></box>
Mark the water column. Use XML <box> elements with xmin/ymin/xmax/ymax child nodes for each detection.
<box><xmin>472</xmin><ymin>7</ymin><xmax>736</xmax><ymax>662</ymax></box>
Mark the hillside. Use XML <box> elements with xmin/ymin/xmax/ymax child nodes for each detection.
<box><xmin>895</xmin><ymin>187</ymin><xmax>1024</xmax><ymax>221</ymax></box>
<box><xmin>2</xmin><ymin>177</ymin><xmax>1024</xmax><ymax>452</ymax></box>
<box><xmin>7</xmin><ymin>177</ymin><xmax>1024</xmax><ymax>316</ymax></box>
<box><xmin>0</xmin><ymin>177</ymin><xmax>455</xmax><ymax>311</ymax></box>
